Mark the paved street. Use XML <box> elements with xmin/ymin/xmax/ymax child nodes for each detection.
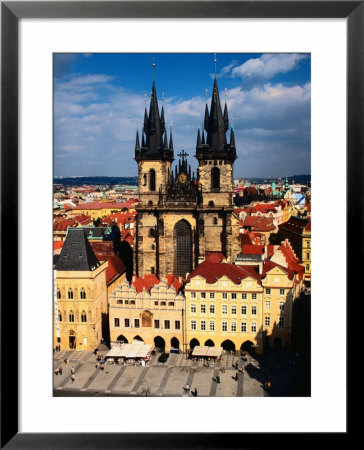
<box><xmin>53</xmin><ymin>347</ymin><xmax>309</xmax><ymax>397</ymax></box>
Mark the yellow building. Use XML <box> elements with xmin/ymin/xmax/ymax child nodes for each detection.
<box><xmin>184</xmin><ymin>252</ymin><xmax>303</xmax><ymax>355</ymax></box>
<box><xmin>53</xmin><ymin>228</ymin><xmax>108</xmax><ymax>351</ymax></box>
<box><xmin>108</xmin><ymin>275</ymin><xmax>185</xmax><ymax>353</ymax></box>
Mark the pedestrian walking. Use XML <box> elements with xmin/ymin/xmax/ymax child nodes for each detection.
<box><xmin>194</xmin><ymin>387</ymin><xmax>198</xmax><ymax>397</ymax></box>
<box><xmin>71</xmin><ymin>374</ymin><xmax>75</xmax><ymax>382</ymax></box>
<box><xmin>235</xmin><ymin>372</ymin><xmax>239</xmax><ymax>381</ymax></box>
<box><xmin>71</xmin><ymin>367</ymin><xmax>75</xmax><ymax>374</ymax></box>
<box><xmin>100</xmin><ymin>363</ymin><xmax>104</xmax><ymax>371</ymax></box>
<box><xmin>54</xmin><ymin>368</ymin><xmax>59</xmax><ymax>375</ymax></box>
<box><xmin>95</xmin><ymin>362</ymin><xmax>99</xmax><ymax>369</ymax></box>
<box><xmin>59</xmin><ymin>366</ymin><xmax>63</xmax><ymax>375</ymax></box>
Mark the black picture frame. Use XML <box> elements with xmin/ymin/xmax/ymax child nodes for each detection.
<box><xmin>1</xmin><ymin>1</ymin><xmax>357</xmax><ymax>448</ymax></box>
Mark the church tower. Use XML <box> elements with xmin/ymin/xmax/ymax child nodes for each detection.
<box><xmin>194</xmin><ymin>58</ymin><xmax>239</xmax><ymax>262</ymax></box>
<box><xmin>134</xmin><ymin>67</ymin><xmax>174</xmax><ymax>208</ymax></box>
<box><xmin>134</xmin><ymin>57</ymin><xmax>241</xmax><ymax>279</ymax></box>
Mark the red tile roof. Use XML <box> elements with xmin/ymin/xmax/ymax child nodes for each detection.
<box><xmin>105</xmin><ymin>255</ymin><xmax>126</xmax><ymax>285</ymax></box>
<box><xmin>53</xmin><ymin>241</ymin><xmax>64</xmax><ymax>250</ymax></box>
<box><xmin>241</xmin><ymin>216</ymin><xmax>276</xmax><ymax>232</ymax></box>
<box><xmin>241</xmin><ymin>245</ymin><xmax>264</xmax><ymax>255</ymax></box>
<box><xmin>187</xmin><ymin>260</ymin><xmax>261</xmax><ymax>285</ymax></box>
<box><xmin>205</xmin><ymin>252</ymin><xmax>226</xmax><ymax>263</ymax></box>
<box><xmin>279</xmin><ymin>216</ymin><xmax>311</xmax><ymax>234</ymax></box>
<box><xmin>53</xmin><ymin>219</ymin><xmax>76</xmax><ymax>231</ymax></box>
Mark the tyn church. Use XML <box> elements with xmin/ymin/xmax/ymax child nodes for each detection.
<box><xmin>134</xmin><ymin>72</ymin><xmax>241</xmax><ymax>278</ymax></box>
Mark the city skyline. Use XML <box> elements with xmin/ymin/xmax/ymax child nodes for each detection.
<box><xmin>54</xmin><ymin>52</ymin><xmax>311</xmax><ymax>178</ymax></box>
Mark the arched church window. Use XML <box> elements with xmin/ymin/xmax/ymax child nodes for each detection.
<box><xmin>69</xmin><ymin>311</ymin><xmax>74</xmax><ymax>322</ymax></box>
<box><xmin>149</xmin><ymin>228</ymin><xmax>155</xmax><ymax>238</ymax></box>
<box><xmin>211</xmin><ymin>167</ymin><xmax>220</xmax><ymax>189</ymax></box>
<box><xmin>68</xmin><ymin>289</ymin><xmax>73</xmax><ymax>300</ymax></box>
<box><xmin>208</xmin><ymin>201</ymin><xmax>215</xmax><ymax>207</ymax></box>
<box><xmin>174</xmin><ymin>220</ymin><xmax>192</xmax><ymax>278</ymax></box>
<box><xmin>81</xmin><ymin>311</ymin><xmax>87</xmax><ymax>322</ymax></box>
<box><xmin>57</xmin><ymin>289</ymin><xmax>61</xmax><ymax>299</ymax></box>
<box><xmin>58</xmin><ymin>311</ymin><xmax>62</xmax><ymax>322</ymax></box>
<box><xmin>148</xmin><ymin>201</ymin><xmax>153</xmax><ymax>206</ymax></box>
<box><xmin>80</xmin><ymin>289</ymin><xmax>86</xmax><ymax>299</ymax></box>
<box><xmin>213</xmin><ymin>217</ymin><xmax>218</xmax><ymax>225</ymax></box>
<box><xmin>149</xmin><ymin>169</ymin><xmax>156</xmax><ymax>191</ymax></box>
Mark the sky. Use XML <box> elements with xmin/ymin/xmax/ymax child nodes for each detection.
<box><xmin>53</xmin><ymin>53</ymin><xmax>310</xmax><ymax>179</ymax></box>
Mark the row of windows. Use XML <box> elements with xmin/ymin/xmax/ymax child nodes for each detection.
<box><xmin>190</xmin><ymin>317</ymin><xmax>285</xmax><ymax>331</ymax></box>
<box><xmin>115</xmin><ymin>299</ymin><xmax>175</xmax><ymax>307</ymax></box>
<box><xmin>114</xmin><ymin>318</ymin><xmax>181</xmax><ymax>330</ymax></box>
<box><xmin>57</xmin><ymin>311</ymin><xmax>88</xmax><ymax>323</ymax></box>
<box><xmin>57</xmin><ymin>289</ymin><xmax>87</xmax><ymax>300</ymax></box>
<box><xmin>190</xmin><ymin>302</ymin><xmax>285</xmax><ymax>315</ymax></box>
<box><xmin>189</xmin><ymin>289</ymin><xmax>286</xmax><ymax>299</ymax></box>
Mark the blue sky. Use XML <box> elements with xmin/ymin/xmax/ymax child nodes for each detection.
<box><xmin>54</xmin><ymin>53</ymin><xmax>310</xmax><ymax>178</ymax></box>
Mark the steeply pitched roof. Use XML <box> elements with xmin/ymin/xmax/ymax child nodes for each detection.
<box><xmin>55</xmin><ymin>228</ymin><xmax>100</xmax><ymax>271</ymax></box>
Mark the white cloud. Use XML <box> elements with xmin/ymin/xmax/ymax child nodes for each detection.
<box><xmin>232</xmin><ymin>54</ymin><xmax>307</xmax><ymax>80</ymax></box>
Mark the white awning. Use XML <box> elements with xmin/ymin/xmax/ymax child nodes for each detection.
<box><xmin>106</xmin><ymin>342</ymin><xmax>153</xmax><ymax>359</ymax></box>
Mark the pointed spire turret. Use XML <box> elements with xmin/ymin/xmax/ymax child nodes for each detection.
<box><xmin>169</xmin><ymin>121</ymin><xmax>174</xmax><ymax>150</ymax></box>
<box><xmin>201</xmin><ymin>130</ymin><xmax>205</xmax><ymax>145</ymax></box>
<box><xmin>135</xmin><ymin>128</ymin><xmax>140</xmax><ymax>151</ymax></box>
<box><xmin>230</xmin><ymin>127</ymin><xmax>236</xmax><ymax>148</ymax></box>
<box><xmin>196</xmin><ymin>128</ymin><xmax>202</xmax><ymax>147</ymax></box>
<box><xmin>223</xmin><ymin>103</ymin><xmax>229</xmax><ymax>131</ymax></box>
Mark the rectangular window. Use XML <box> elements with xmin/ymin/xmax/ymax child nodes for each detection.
<box><xmin>241</xmin><ymin>322</ymin><xmax>247</xmax><ymax>332</ymax></box>
<box><xmin>124</xmin><ymin>318</ymin><xmax>130</xmax><ymax>327</ymax></box>
<box><xmin>265</xmin><ymin>316</ymin><xmax>270</xmax><ymax>326</ymax></box>
<box><xmin>191</xmin><ymin>291</ymin><xmax>196</xmax><ymax>299</ymax></box>
<box><xmin>201</xmin><ymin>320</ymin><xmax>206</xmax><ymax>331</ymax></box>
<box><xmin>191</xmin><ymin>304</ymin><xmax>196</xmax><ymax>313</ymax></box>
<box><xmin>222</xmin><ymin>321</ymin><xmax>227</xmax><ymax>332</ymax></box>
<box><xmin>154</xmin><ymin>301</ymin><xmax>158</xmax><ymax>306</ymax></box>
<box><xmin>241</xmin><ymin>305</ymin><xmax>247</xmax><ymax>315</ymax></box>
<box><xmin>280</xmin><ymin>288</ymin><xmax>285</xmax><ymax>295</ymax></box>
<box><xmin>191</xmin><ymin>320</ymin><xmax>196</xmax><ymax>330</ymax></box>
<box><xmin>279</xmin><ymin>301</ymin><xmax>285</xmax><ymax>310</ymax></box>
<box><xmin>265</xmin><ymin>301</ymin><xmax>270</xmax><ymax>310</ymax></box>
<box><xmin>279</xmin><ymin>317</ymin><xmax>285</xmax><ymax>327</ymax></box>
<box><xmin>252</xmin><ymin>293</ymin><xmax>257</xmax><ymax>300</ymax></box>
<box><xmin>201</xmin><ymin>292</ymin><xmax>206</xmax><ymax>299</ymax></box>
<box><xmin>231</xmin><ymin>322</ymin><xmax>237</xmax><ymax>332</ymax></box>
<box><xmin>164</xmin><ymin>320</ymin><xmax>170</xmax><ymax>329</ymax></box>
<box><xmin>175</xmin><ymin>320</ymin><xmax>180</xmax><ymax>330</ymax></box>
<box><xmin>209</xmin><ymin>321</ymin><xmax>215</xmax><ymax>331</ymax></box>
<box><xmin>114</xmin><ymin>318</ymin><xmax>120</xmax><ymax>327</ymax></box>
<box><xmin>306</xmin><ymin>264</ymin><xmax>310</xmax><ymax>271</ymax></box>
<box><xmin>242</xmin><ymin>293</ymin><xmax>247</xmax><ymax>300</ymax></box>
<box><xmin>251</xmin><ymin>322</ymin><xmax>257</xmax><ymax>332</ymax></box>
<box><xmin>134</xmin><ymin>319</ymin><xmax>140</xmax><ymax>328</ymax></box>
<box><xmin>209</xmin><ymin>292</ymin><xmax>215</xmax><ymax>299</ymax></box>
<box><xmin>266</xmin><ymin>288</ymin><xmax>271</xmax><ymax>294</ymax></box>
<box><xmin>231</xmin><ymin>293</ymin><xmax>237</xmax><ymax>300</ymax></box>
<box><xmin>154</xmin><ymin>320</ymin><xmax>160</xmax><ymax>329</ymax></box>
<box><xmin>306</xmin><ymin>252</ymin><xmax>310</xmax><ymax>259</ymax></box>
<box><xmin>222</xmin><ymin>293</ymin><xmax>228</xmax><ymax>299</ymax></box>
<box><xmin>251</xmin><ymin>306</ymin><xmax>257</xmax><ymax>315</ymax></box>
<box><xmin>231</xmin><ymin>305</ymin><xmax>237</xmax><ymax>315</ymax></box>
<box><xmin>209</xmin><ymin>304</ymin><xmax>215</xmax><ymax>314</ymax></box>
<box><xmin>200</xmin><ymin>304</ymin><xmax>206</xmax><ymax>314</ymax></box>
<box><xmin>222</xmin><ymin>305</ymin><xmax>228</xmax><ymax>314</ymax></box>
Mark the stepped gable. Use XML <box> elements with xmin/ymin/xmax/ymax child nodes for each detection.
<box><xmin>55</xmin><ymin>228</ymin><xmax>100</xmax><ymax>271</ymax></box>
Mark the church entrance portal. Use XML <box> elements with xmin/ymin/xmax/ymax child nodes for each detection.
<box><xmin>69</xmin><ymin>330</ymin><xmax>76</xmax><ymax>349</ymax></box>
<box><xmin>174</xmin><ymin>220</ymin><xmax>192</xmax><ymax>278</ymax></box>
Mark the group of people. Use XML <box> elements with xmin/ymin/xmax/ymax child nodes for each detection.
<box><xmin>54</xmin><ymin>365</ymin><xmax>75</xmax><ymax>382</ymax></box>
<box><xmin>183</xmin><ymin>384</ymin><xmax>198</xmax><ymax>396</ymax></box>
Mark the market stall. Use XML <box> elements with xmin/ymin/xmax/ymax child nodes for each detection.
<box><xmin>105</xmin><ymin>342</ymin><xmax>153</xmax><ymax>365</ymax></box>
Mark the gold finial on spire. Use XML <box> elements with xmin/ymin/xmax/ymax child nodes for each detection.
<box><xmin>197</xmin><ymin>114</ymin><xmax>200</xmax><ymax>129</ymax></box>
<box><xmin>225</xmin><ymin>88</ymin><xmax>227</xmax><ymax>103</ymax></box>
<box><xmin>214</xmin><ymin>53</ymin><xmax>217</xmax><ymax>77</ymax></box>
<box><xmin>231</xmin><ymin>114</ymin><xmax>234</xmax><ymax>130</ymax></box>
<box><xmin>144</xmin><ymin>93</ymin><xmax>147</xmax><ymax>106</ymax></box>
<box><xmin>152</xmin><ymin>56</ymin><xmax>155</xmax><ymax>81</ymax></box>
<box><xmin>205</xmin><ymin>88</ymin><xmax>208</xmax><ymax>102</ymax></box>
<box><xmin>162</xmin><ymin>92</ymin><xmax>165</xmax><ymax>106</ymax></box>
<box><xmin>170</xmin><ymin>120</ymin><xmax>173</xmax><ymax>130</ymax></box>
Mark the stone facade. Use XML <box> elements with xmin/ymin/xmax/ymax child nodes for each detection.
<box><xmin>134</xmin><ymin>76</ymin><xmax>241</xmax><ymax>279</ymax></box>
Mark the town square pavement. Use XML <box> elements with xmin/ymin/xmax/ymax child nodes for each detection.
<box><xmin>53</xmin><ymin>347</ymin><xmax>307</xmax><ymax>397</ymax></box>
